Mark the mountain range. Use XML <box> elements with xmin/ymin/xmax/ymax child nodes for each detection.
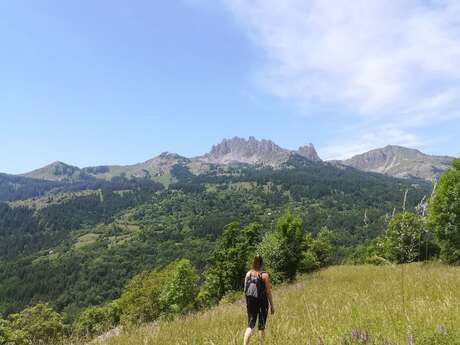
<box><xmin>18</xmin><ymin>137</ymin><xmax>455</xmax><ymax>183</ymax></box>
<box><xmin>0</xmin><ymin>136</ymin><xmax>438</xmax><ymax>322</ymax></box>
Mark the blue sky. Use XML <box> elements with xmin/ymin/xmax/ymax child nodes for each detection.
<box><xmin>1</xmin><ymin>0</ymin><xmax>459</xmax><ymax>174</ymax></box>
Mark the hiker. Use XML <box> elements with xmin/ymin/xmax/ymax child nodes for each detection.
<box><xmin>243</xmin><ymin>255</ymin><xmax>275</xmax><ymax>345</ymax></box>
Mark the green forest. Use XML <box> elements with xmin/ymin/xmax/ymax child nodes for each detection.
<box><xmin>2</xmin><ymin>158</ymin><xmax>459</xmax><ymax>345</ymax></box>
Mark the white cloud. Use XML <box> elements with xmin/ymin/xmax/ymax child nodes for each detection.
<box><xmin>224</xmin><ymin>0</ymin><xmax>460</xmax><ymax>158</ymax></box>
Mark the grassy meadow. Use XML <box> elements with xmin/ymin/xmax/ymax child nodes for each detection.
<box><xmin>91</xmin><ymin>263</ymin><xmax>460</xmax><ymax>345</ymax></box>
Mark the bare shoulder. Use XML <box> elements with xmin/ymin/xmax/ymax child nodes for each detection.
<box><xmin>261</xmin><ymin>272</ymin><xmax>270</xmax><ymax>281</ymax></box>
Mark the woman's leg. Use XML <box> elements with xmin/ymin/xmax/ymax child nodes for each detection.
<box><xmin>258</xmin><ymin>330</ymin><xmax>265</xmax><ymax>344</ymax></box>
<box><xmin>258</xmin><ymin>303</ymin><xmax>268</xmax><ymax>344</ymax></box>
<box><xmin>245</xmin><ymin>297</ymin><xmax>257</xmax><ymax>345</ymax></box>
<box><xmin>243</xmin><ymin>327</ymin><xmax>252</xmax><ymax>345</ymax></box>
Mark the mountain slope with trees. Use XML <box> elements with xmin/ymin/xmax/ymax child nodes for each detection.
<box><xmin>0</xmin><ymin>160</ymin><xmax>430</xmax><ymax>318</ymax></box>
<box><xmin>2</xmin><ymin>142</ymin><xmax>459</xmax><ymax>345</ymax></box>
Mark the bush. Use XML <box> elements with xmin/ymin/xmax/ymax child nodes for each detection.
<box><xmin>428</xmin><ymin>158</ymin><xmax>460</xmax><ymax>264</ymax></box>
<box><xmin>344</xmin><ymin>241</ymin><xmax>386</xmax><ymax>265</ymax></box>
<box><xmin>298</xmin><ymin>227</ymin><xmax>337</xmax><ymax>272</ymax></box>
<box><xmin>219</xmin><ymin>291</ymin><xmax>244</xmax><ymax>305</ymax></box>
<box><xmin>119</xmin><ymin>259</ymin><xmax>199</xmax><ymax>324</ymax></box>
<box><xmin>256</xmin><ymin>231</ymin><xmax>285</xmax><ymax>284</ymax></box>
<box><xmin>10</xmin><ymin>304</ymin><xmax>63</xmax><ymax>345</ymax></box>
<box><xmin>256</xmin><ymin>212</ymin><xmax>307</xmax><ymax>281</ymax></box>
<box><xmin>118</xmin><ymin>268</ymin><xmax>173</xmax><ymax>324</ymax></box>
<box><xmin>198</xmin><ymin>223</ymin><xmax>261</xmax><ymax>306</ymax></box>
<box><xmin>0</xmin><ymin>318</ymin><xmax>27</xmax><ymax>345</ymax></box>
<box><xmin>299</xmin><ymin>250</ymin><xmax>320</xmax><ymax>272</ymax></box>
<box><xmin>159</xmin><ymin>259</ymin><xmax>199</xmax><ymax>318</ymax></box>
<box><xmin>382</xmin><ymin>212</ymin><xmax>435</xmax><ymax>263</ymax></box>
<box><xmin>73</xmin><ymin>301</ymin><xmax>121</xmax><ymax>338</ymax></box>
<box><xmin>271</xmin><ymin>211</ymin><xmax>304</xmax><ymax>281</ymax></box>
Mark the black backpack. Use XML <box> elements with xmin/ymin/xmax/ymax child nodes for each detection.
<box><xmin>244</xmin><ymin>272</ymin><xmax>266</xmax><ymax>299</ymax></box>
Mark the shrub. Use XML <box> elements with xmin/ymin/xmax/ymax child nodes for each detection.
<box><xmin>382</xmin><ymin>212</ymin><xmax>435</xmax><ymax>263</ymax></box>
<box><xmin>159</xmin><ymin>259</ymin><xmax>199</xmax><ymax>318</ymax></box>
<box><xmin>10</xmin><ymin>304</ymin><xmax>63</xmax><ymax>345</ymax></box>
<box><xmin>298</xmin><ymin>227</ymin><xmax>338</xmax><ymax>272</ymax></box>
<box><xmin>219</xmin><ymin>291</ymin><xmax>244</xmax><ymax>305</ymax></box>
<box><xmin>256</xmin><ymin>231</ymin><xmax>284</xmax><ymax>284</ymax></box>
<box><xmin>73</xmin><ymin>301</ymin><xmax>121</xmax><ymax>338</ymax></box>
<box><xmin>198</xmin><ymin>223</ymin><xmax>261</xmax><ymax>306</ymax></box>
<box><xmin>428</xmin><ymin>158</ymin><xmax>460</xmax><ymax>264</ymax></box>
<box><xmin>0</xmin><ymin>318</ymin><xmax>27</xmax><ymax>345</ymax></box>
<box><xmin>344</xmin><ymin>241</ymin><xmax>387</xmax><ymax>265</ymax></box>
<box><xmin>119</xmin><ymin>259</ymin><xmax>199</xmax><ymax>324</ymax></box>
<box><xmin>118</xmin><ymin>268</ymin><xmax>173</xmax><ymax>324</ymax></box>
<box><xmin>299</xmin><ymin>249</ymin><xmax>320</xmax><ymax>272</ymax></box>
<box><xmin>271</xmin><ymin>211</ymin><xmax>304</xmax><ymax>281</ymax></box>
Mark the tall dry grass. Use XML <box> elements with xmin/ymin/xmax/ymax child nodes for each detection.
<box><xmin>94</xmin><ymin>263</ymin><xmax>460</xmax><ymax>345</ymax></box>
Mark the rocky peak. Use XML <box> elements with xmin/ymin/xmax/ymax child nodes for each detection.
<box><xmin>297</xmin><ymin>143</ymin><xmax>321</xmax><ymax>162</ymax></box>
<box><xmin>200</xmin><ymin>136</ymin><xmax>320</xmax><ymax>167</ymax></box>
<box><xmin>156</xmin><ymin>152</ymin><xmax>189</xmax><ymax>161</ymax></box>
<box><xmin>207</xmin><ymin>137</ymin><xmax>284</xmax><ymax>160</ymax></box>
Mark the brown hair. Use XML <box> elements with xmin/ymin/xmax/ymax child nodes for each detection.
<box><xmin>252</xmin><ymin>255</ymin><xmax>263</xmax><ymax>271</ymax></box>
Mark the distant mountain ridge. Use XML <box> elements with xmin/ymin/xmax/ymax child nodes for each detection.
<box><xmin>19</xmin><ymin>138</ymin><xmax>455</xmax><ymax>183</ymax></box>
<box><xmin>20</xmin><ymin>137</ymin><xmax>322</xmax><ymax>182</ymax></box>
<box><xmin>340</xmin><ymin>145</ymin><xmax>454</xmax><ymax>181</ymax></box>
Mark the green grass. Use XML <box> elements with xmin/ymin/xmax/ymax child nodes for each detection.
<box><xmin>95</xmin><ymin>263</ymin><xmax>460</xmax><ymax>345</ymax></box>
<box><xmin>152</xmin><ymin>173</ymin><xmax>174</xmax><ymax>187</ymax></box>
<box><xmin>74</xmin><ymin>233</ymin><xmax>99</xmax><ymax>249</ymax></box>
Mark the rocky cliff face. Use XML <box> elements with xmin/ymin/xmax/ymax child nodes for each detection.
<box><xmin>297</xmin><ymin>143</ymin><xmax>321</xmax><ymax>162</ymax></box>
<box><xmin>341</xmin><ymin>145</ymin><xmax>454</xmax><ymax>181</ymax></box>
<box><xmin>199</xmin><ymin>137</ymin><xmax>289</xmax><ymax>166</ymax></box>
<box><xmin>199</xmin><ymin>136</ymin><xmax>321</xmax><ymax>167</ymax></box>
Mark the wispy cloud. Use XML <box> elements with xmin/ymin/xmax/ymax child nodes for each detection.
<box><xmin>224</xmin><ymin>0</ymin><xmax>460</xmax><ymax>158</ymax></box>
<box><xmin>321</xmin><ymin>126</ymin><xmax>423</xmax><ymax>160</ymax></box>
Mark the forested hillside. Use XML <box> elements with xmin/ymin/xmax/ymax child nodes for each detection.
<box><xmin>0</xmin><ymin>160</ymin><xmax>430</xmax><ymax>321</ymax></box>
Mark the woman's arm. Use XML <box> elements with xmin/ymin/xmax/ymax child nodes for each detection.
<box><xmin>262</xmin><ymin>273</ymin><xmax>275</xmax><ymax>314</ymax></box>
<box><xmin>244</xmin><ymin>271</ymin><xmax>250</xmax><ymax>292</ymax></box>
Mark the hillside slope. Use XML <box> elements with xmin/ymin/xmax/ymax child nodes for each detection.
<box><xmin>21</xmin><ymin>161</ymin><xmax>85</xmax><ymax>181</ymax></box>
<box><xmin>341</xmin><ymin>145</ymin><xmax>454</xmax><ymax>181</ymax></box>
<box><xmin>99</xmin><ymin>264</ymin><xmax>460</xmax><ymax>345</ymax></box>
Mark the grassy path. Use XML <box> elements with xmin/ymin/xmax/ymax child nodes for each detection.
<box><xmin>99</xmin><ymin>264</ymin><xmax>460</xmax><ymax>344</ymax></box>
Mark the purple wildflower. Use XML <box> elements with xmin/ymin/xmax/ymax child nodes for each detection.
<box><xmin>406</xmin><ymin>335</ymin><xmax>414</xmax><ymax>345</ymax></box>
<box><xmin>361</xmin><ymin>329</ymin><xmax>370</xmax><ymax>341</ymax></box>
<box><xmin>439</xmin><ymin>324</ymin><xmax>447</xmax><ymax>335</ymax></box>
<box><xmin>351</xmin><ymin>329</ymin><xmax>359</xmax><ymax>339</ymax></box>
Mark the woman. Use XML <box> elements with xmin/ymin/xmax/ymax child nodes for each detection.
<box><xmin>243</xmin><ymin>255</ymin><xmax>275</xmax><ymax>345</ymax></box>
